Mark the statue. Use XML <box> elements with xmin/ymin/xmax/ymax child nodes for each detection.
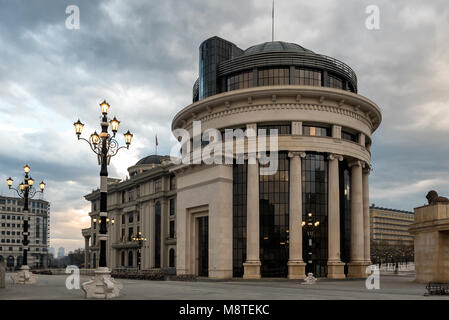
<box><xmin>426</xmin><ymin>190</ymin><xmax>449</xmax><ymax>205</ymax></box>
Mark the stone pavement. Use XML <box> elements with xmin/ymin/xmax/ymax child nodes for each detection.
<box><xmin>0</xmin><ymin>273</ymin><xmax>448</xmax><ymax>300</ymax></box>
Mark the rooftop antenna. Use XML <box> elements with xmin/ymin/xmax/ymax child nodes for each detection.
<box><xmin>271</xmin><ymin>0</ymin><xmax>275</xmax><ymax>41</ymax></box>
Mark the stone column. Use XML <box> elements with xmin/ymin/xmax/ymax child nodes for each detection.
<box><xmin>84</xmin><ymin>236</ymin><xmax>90</xmax><ymax>268</ymax></box>
<box><xmin>287</xmin><ymin>152</ymin><xmax>306</xmax><ymax>279</ymax></box>
<box><xmin>363</xmin><ymin>165</ymin><xmax>371</xmax><ymax>265</ymax></box>
<box><xmin>161</xmin><ymin>199</ymin><xmax>168</xmax><ymax>268</ymax></box>
<box><xmin>243</xmin><ymin>159</ymin><xmax>261</xmax><ymax>279</ymax></box>
<box><xmin>327</xmin><ymin>154</ymin><xmax>346</xmax><ymax>278</ymax></box>
<box><xmin>348</xmin><ymin>160</ymin><xmax>366</xmax><ymax>278</ymax></box>
<box><xmin>149</xmin><ymin>201</ymin><xmax>155</xmax><ymax>268</ymax></box>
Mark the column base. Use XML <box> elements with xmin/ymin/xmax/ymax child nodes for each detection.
<box><xmin>243</xmin><ymin>261</ymin><xmax>261</xmax><ymax>279</ymax></box>
<box><xmin>347</xmin><ymin>262</ymin><xmax>369</xmax><ymax>279</ymax></box>
<box><xmin>81</xmin><ymin>267</ymin><xmax>123</xmax><ymax>299</ymax></box>
<box><xmin>11</xmin><ymin>265</ymin><xmax>37</xmax><ymax>285</ymax></box>
<box><xmin>327</xmin><ymin>261</ymin><xmax>346</xmax><ymax>279</ymax></box>
<box><xmin>287</xmin><ymin>260</ymin><xmax>306</xmax><ymax>279</ymax></box>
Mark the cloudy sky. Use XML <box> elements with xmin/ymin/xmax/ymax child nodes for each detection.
<box><xmin>1</xmin><ymin>0</ymin><xmax>448</xmax><ymax>252</ymax></box>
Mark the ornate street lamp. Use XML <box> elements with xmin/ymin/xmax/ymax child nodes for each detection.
<box><xmin>74</xmin><ymin>100</ymin><xmax>133</xmax><ymax>299</ymax></box>
<box><xmin>132</xmin><ymin>231</ymin><xmax>147</xmax><ymax>271</ymax></box>
<box><xmin>302</xmin><ymin>212</ymin><xmax>320</xmax><ymax>276</ymax></box>
<box><xmin>6</xmin><ymin>165</ymin><xmax>45</xmax><ymax>284</ymax></box>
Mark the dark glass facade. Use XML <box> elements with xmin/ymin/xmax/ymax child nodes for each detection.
<box><xmin>154</xmin><ymin>201</ymin><xmax>161</xmax><ymax>268</ymax></box>
<box><xmin>294</xmin><ymin>68</ymin><xmax>322</xmax><ymax>86</ymax></box>
<box><xmin>259</xmin><ymin>153</ymin><xmax>289</xmax><ymax>277</ymax></box>
<box><xmin>233</xmin><ymin>162</ymin><xmax>247</xmax><ymax>277</ymax></box>
<box><xmin>194</xmin><ymin>37</ymin><xmax>358</xmax><ymax>101</ymax></box>
<box><xmin>302</xmin><ymin>153</ymin><xmax>328</xmax><ymax>277</ymax></box>
<box><xmin>199</xmin><ymin>37</ymin><xmax>244</xmax><ymax>100</ymax></box>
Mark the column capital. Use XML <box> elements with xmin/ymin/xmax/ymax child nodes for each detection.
<box><xmin>288</xmin><ymin>151</ymin><xmax>306</xmax><ymax>159</ymax></box>
<box><xmin>328</xmin><ymin>153</ymin><xmax>343</xmax><ymax>161</ymax></box>
<box><xmin>363</xmin><ymin>163</ymin><xmax>372</xmax><ymax>174</ymax></box>
<box><xmin>348</xmin><ymin>160</ymin><xmax>363</xmax><ymax>168</ymax></box>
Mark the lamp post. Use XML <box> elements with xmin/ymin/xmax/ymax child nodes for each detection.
<box><xmin>74</xmin><ymin>100</ymin><xmax>133</xmax><ymax>299</ymax></box>
<box><xmin>6</xmin><ymin>165</ymin><xmax>45</xmax><ymax>284</ymax></box>
<box><xmin>132</xmin><ymin>232</ymin><xmax>147</xmax><ymax>271</ymax></box>
<box><xmin>302</xmin><ymin>212</ymin><xmax>320</xmax><ymax>277</ymax></box>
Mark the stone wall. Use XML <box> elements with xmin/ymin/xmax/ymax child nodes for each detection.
<box><xmin>0</xmin><ymin>261</ymin><xmax>5</xmax><ymax>288</ymax></box>
<box><xmin>410</xmin><ymin>203</ymin><xmax>449</xmax><ymax>283</ymax></box>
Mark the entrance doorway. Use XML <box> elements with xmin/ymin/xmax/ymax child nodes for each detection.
<box><xmin>197</xmin><ymin>216</ymin><xmax>209</xmax><ymax>277</ymax></box>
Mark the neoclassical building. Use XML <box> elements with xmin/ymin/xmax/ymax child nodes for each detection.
<box><xmin>83</xmin><ymin>155</ymin><xmax>177</xmax><ymax>270</ymax></box>
<box><xmin>171</xmin><ymin>37</ymin><xmax>382</xmax><ymax>279</ymax></box>
<box><xmin>82</xmin><ymin>36</ymin><xmax>382</xmax><ymax>280</ymax></box>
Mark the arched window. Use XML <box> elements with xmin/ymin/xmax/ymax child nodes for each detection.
<box><xmin>169</xmin><ymin>248</ymin><xmax>175</xmax><ymax>268</ymax></box>
<box><xmin>121</xmin><ymin>251</ymin><xmax>125</xmax><ymax>266</ymax></box>
<box><xmin>0</xmin><ymin>255</ymin><xmax>4</xmax><ymax>263</ymax></box>
<box><xmin>128</xmin><ymin>251</ymin><xmax>133</xmax><ymax>267</ymax></box>
<box><xmin>155</xmin><ymin>201</ymin><xmax>161</xmax><ymax>268</ymax></box>
<box><xmin>7</xmin><ymin>255</ymin><xmax>14</xmax><ymax>268</ymax></box>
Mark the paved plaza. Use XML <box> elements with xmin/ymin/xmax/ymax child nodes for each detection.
<box><xmin>0</xmin><ymin>272</ymin><xmax>448</xmax><ymax>300</ymax></box>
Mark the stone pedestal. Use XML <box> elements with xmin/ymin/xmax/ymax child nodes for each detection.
<box><xmin>347</xmin><ymin>262</ymin><xmax>368</xmax><ymax>278</ymax></box>
<box><xmin>287</xmin><ymin>260</ymin><xmax>306</xmax><ymax>279</ymax></box>
<box><xmin>243</xmin><ymin>261</ymin><xmax>261</xmax><ymax>279</ymax></box>
<box><xmin>327</xmin><ymin>261</ymin><xmax>346</xmax><ymax>279</ymax></box>
<box><xmin>410</xmin><ymin>202</ymin><xmax>449</xmax><ymax>283</ymax></box>
<box><xmin>81</xmin><ymin>267</ymin><xmax>123</xmax><ymax>299</ymax></box>
<box><xmin>11</xmin><ymin>265</ymin><xmax>37</xmax><ymax>285</ymax></box>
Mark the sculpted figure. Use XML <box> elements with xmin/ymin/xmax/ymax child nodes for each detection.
<box><xmin>426</xmin><ymin>190</ymin><xmax>449</xmax><ymax>205</ymax></box>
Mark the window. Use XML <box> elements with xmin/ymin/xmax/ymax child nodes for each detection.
<box><xmin>169</xmin><ymin>220</ymin><xmax>175</xmax><ymax>238</ymax></box>
<box><xmin>303</xmin><ymin>126</ymin><xmax>330</xmax><ymax>137</ymax></box>
<box><xmin>169</xmin><ymin>249</ymin><xmax>175</xmax><ymax>268</ymax></box>
<box><xmin>170</xmin><ymin>176</ymin><xmax>176</xmax><ymax>191</ymax></box>
<box><xmin>128</xmin><ymin>213</ymin><xmax>133</xmax><ymax>224</ymax></box>
<box><xmin>259</xmin><ymin>153</ymin><xmax>289</xmax><ymax>277</ymax></box>
<box><xmin>258</xmin><ymin>67</ymin><xmax>289</xmax><ymax>86</ymax></box>
<box><xmin>227</xmin><ymin>70</ymin><xmax>254</xmax><ymax>91</ymax></box>
<box><xmin>302</xmin><ymin>153</ymin><xmax>328</xmax><ymax>277</ymax></box>
<box><xmin>137</xmin><ymin>212</ymin><xmax>140</xmax><ymax>222</ymax></box>
<box><xmin>155</xmin><ymin>179</ymin><xmax>162</xmax><ymax>192</ymax></box>
<box><xmin>329</xmin><ymin>74</ymin><xmax>343</xmax><ymax>89</ymax></box>
<box><xmin>294</xmin><ymin>68</ymin><xmax>321</xmax><ymax>86</ymax></box>
<box><xmin>122</xmin><ymin>191</ymin><xmax>126</xmax><ymax>204</ymax></box>
<box><xmin>341</xmin><ymin>131</ymin><xmax>358</xmax><ymax>142</ymax></box>
<box><xmin>121</xmin><ymin>215</ymin><xmax>125</xmax><ymax>225</ymax></box>
<box><xmin>169</xmin><ymin>199</ymin><xmax>175</xmax><ymax>216</ymax></box>
<box><xmin>128</xmin><ymin>227</ymin><xmax>133</xmax><ymax>241</ymax></box>
<box><xmin>258</xmin><ymin>124</ymin><xmax>291</xmax><ymax>135</ymax></box>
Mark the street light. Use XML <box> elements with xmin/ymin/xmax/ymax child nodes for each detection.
<box><xmin>74</xmin><ymin>99</ymin><xmax>131</xmax><ymax>299</ymax></box>
<box><xmin>6</xmin><ymin>165</ymin><xmax>45</xmax><ymax>284</ymax></box>
<box><xmin>302</xmin><ymin>212</ymin><xmax>320</xmax><ymax>276</ymax></box>
<box><xmin>132</xmin><ymin>231</ymin><xmax>147</xmax><ymax>271</ymax></box>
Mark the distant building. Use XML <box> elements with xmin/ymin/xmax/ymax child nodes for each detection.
<box><xmin>49</xmin><ymin>247</ymin><xmax>55</xmax><ymax>257</ymax></box>
<box><xmin>57</xmin><ymin>247</ymin><xmax>65</xmax><ymax>258</ymax></box>
<box><xmin>370</xmin><ymin>205</ymin><xmax>414</xmax><ymax>245</ymax></box>
<box><xmin>0</xmin><ymin>195</ymin><xmax>50</xmax><ymax>269</ymax></box>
